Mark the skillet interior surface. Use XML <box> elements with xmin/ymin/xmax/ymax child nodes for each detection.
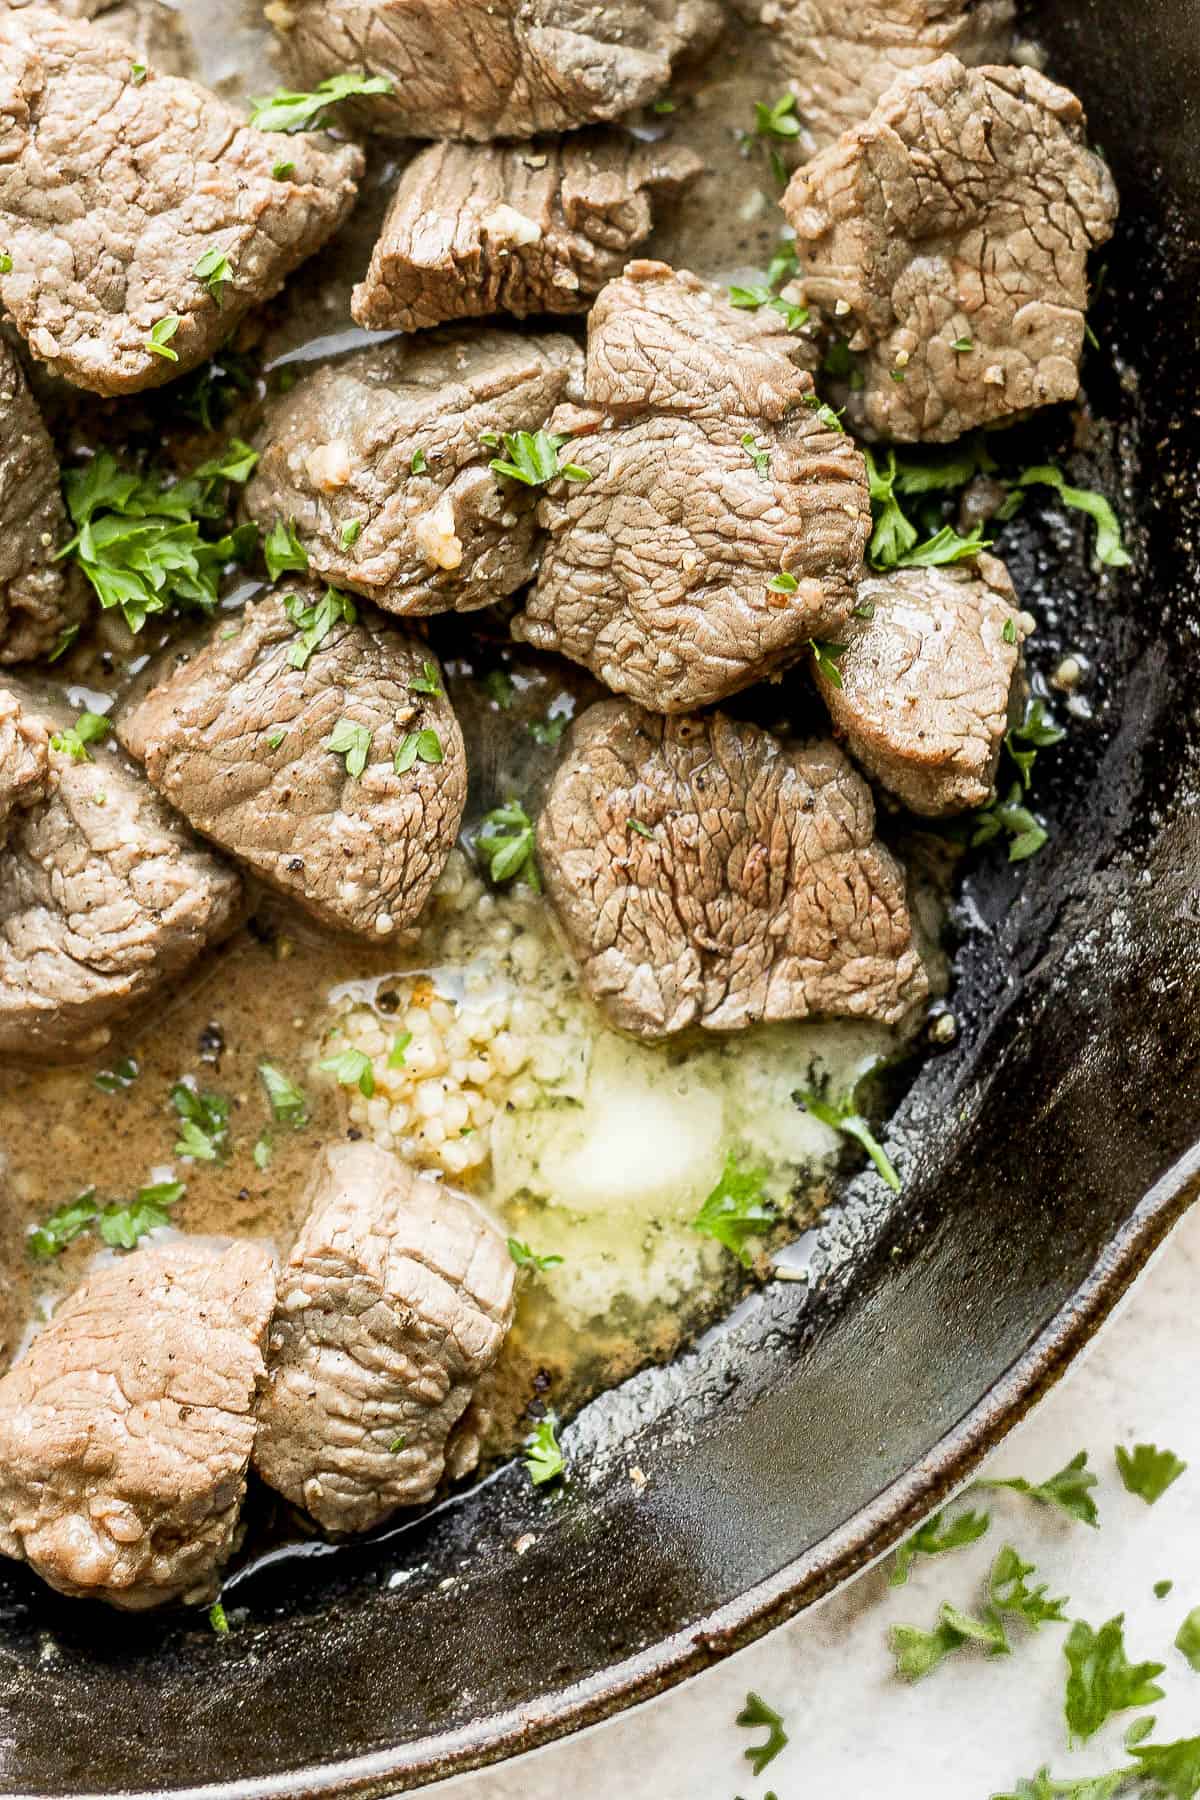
<box><xmin>2</xmin><ymin>0</ymin><xmax>1199</xmax><ymax>1791</ymax></box>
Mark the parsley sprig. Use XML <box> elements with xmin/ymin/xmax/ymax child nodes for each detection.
<box><xmin>477</xmin><ymin>802</ymin><xmax>540</xmax><ymax>889</ymax></box>
<box><xmin>978</xmin><ymin>1450</ymin><xmax>1100</xmax><ymax>1527</ymax></box>
<box><xmin>488</xmin><ymin>429</ymin><xmax>591</xmax><ymax>488</ymax></box>
<box><xmin>794</xmin><ymin>1075</ymin><xmax>900</xmax><ymax>1191</ymax></box>
<box><xmin>1116</xmin><ymin>1443</ymin><xmax>1188</xmax><ymax>1505</ymax></box>
<box><xmin>171</xmin><ymin>1083</ymin><xmax>231</xmax><ymax>1162</ymax></box>
<box><xmin>28</xmin><ymin>1181</ymin><xmax>185</xmax><ymax>1259</ymax></box>
<box><xmin>283</xmin><ymin>586</ymin><xmax>356</xmax><ymax>669</ymax></box>
<box><xmin>249</xmin><ymin>72</ymin><xmax>394</xmax><ymax>133</ymax></box>
<box><xmin>891</xmin><ymin>1506</ymin><xmax>991</xmax><ymax>1586</ymax></box>
<box><xmin>690</xmin><ymin>1153</ymin><xmax>775</xmax><ymax>1267</ymax></box>
<box><xmin>524</xmin><ymin>1415</ymin><xmax>566</xmax><ymax>1486</ymax></box>
<box><xmin>736</xmin><ymin>1692</ymin><xmax>789</xmax><ymax>1776</ymax></box>
<box><xmin>507</xmin><ymin>1237</ymin><xmax>564</xmax><ymax>1273</ymax></box>
<box><xmin>59</xmin><ymin>445</ymin><xmax>258</xmax><ymax>633</ymax></box>
<box><xmin>50</xmin><ymin>709</ymin><xmax>111</xmax><ymax>763</ymax></box>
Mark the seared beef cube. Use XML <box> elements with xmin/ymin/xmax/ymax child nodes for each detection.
<box><xmin>733</xmin><ymin>0</ymin><xmax>1013</xmax><ymax>149</ymax></box>
<box><xmin>0</xmin><ymin>1242</ymin><xmax>275</xmax><ymax>1610</ymax></box>
<box><xmin>0</xmin><ymin>340</ymin><xmax>85</xmax><ymax>663</ymax></box>
<box><xmin>243</xmin><ymin>329</ymin><xmax>581</xmax><ymax>618</ymax></box>
<box><xmin>783</xmin><ymin>57</ymin><xmax>1117</xmax><ymax>441</ymax></box>
<box><xmin>279</xmin><ymin>0</ymin><xmax>723</xmax><ymax>142</ymax></box>
<box><xmin>119</xmin><ymin>592</ymin><xmax>467</xmax><ymax>940</ymax></box>
<box><xmin>352</xmin><ymin>134</ymin><xmax>702</xmax><ymax>333</ymax></box>
<box><xmin>814</xmin><ymin>556</ymin><xmax>1026</xmax><ymax>816</ymax></box>
<box><xmin>0</xmin><ymin>686</ymin><xmax>51</xmax><ymax>837</ymax></box>
<box><xmin>538</xmin><ymin>701</ymin><xmax>928</xmax><ymax>1038</ymax></box>
<box><xmin>511</xmin><ymin>263</ymin><xmax>870</xmax><ymax>713</ymax></box>
<box><xmin>0</xmin><ymin>680</ymin><xmax>242</xmax><ymax>1062</ymax></box>
<box><xmin>0</xmin><ymin>8</ymin><xmax>362</xmax><ymax>395</ymax></box>
<box><xmin>254</xmin><ymin>1142</ymin><xmax>515</xmax><ymax>1534</ymax></box>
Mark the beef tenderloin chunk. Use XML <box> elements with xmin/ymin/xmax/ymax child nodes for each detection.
<box><xmin>538</xmin><ymin>700</ymin><xmax>929</xmax><ymax>1038</ymax></box>
<box><xmin>0</xmin><ymin>8</ymin><xmax>363</xmax><ymax>396</ymax></box>
<box><xmin>0</xmin><ymin>679</ymin><xmax>242</xmax><ymax>1063</ymax></box>
<box><xmin>118</xmin><ymin>592</ymin><xmax>466</xmax><ymax>940</ymax></box>
<box><xmin>0</xmin><ymin>1242</ymin><xmax>275</xmax><ymax>1610</ymax></box>
<box><xmin>0</xmin><ymin>340</ymin><xmax>86</xmax><ymax>663</ymax></box>
<box><xmin>254</xmin><ymin>1141</ymin><xmax>515</xmax><ymax>1534</ymax></box>
<box><xmin>0</xmin><ymin>685</ymin><xmax>51</xmax><ymax>840</ymax></box>
<box><xmin>280</xmin><ymin>0</ymin><xmax>724</xmax><ymax>143</ymax></box>
<box><xmin>782</xmin><ymin>57</ymin><xmax>1118</xmax><ymax>442</ymax></box>
<box><xmin>732</xmin><ymin>0</ymin><xmax>1013</xmax><ymax>150</ymax></box>
<box><xmin>814</xmin><ymin>555</ymin><xmax>1026</xmax><ymax>816</ymax></box>
<box><xmin>243</xmin><ymin>329</ymin><xmax>581</xmax><ymax>618</ymax></box>
<box><xmin>511</xmin><ymin>263</ymin><xmax>870</xmax><ymax>714</ymax></box>
<box><xmin>352</xmin><ymin>134</ymin><xmax>702</xmax><ymax>334</ymax></box>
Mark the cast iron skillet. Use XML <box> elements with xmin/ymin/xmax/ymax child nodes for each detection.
<box><xmin>2</xmin><ymin>2</ymin><xmax>1199</xmax><ymax>1791</ymax></box>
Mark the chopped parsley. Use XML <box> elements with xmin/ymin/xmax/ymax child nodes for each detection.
<box><xmin>489</xmin><ymin>428</ymin><xmax>591</xmax><ymax>487</ymax></box>
<box><xmin>741</xmin><ymin>431</ymin><xmax>772</xmax><ymax>480</ymax></box>
<box><xmin>27</xmin><ymin>1189</ymin><xmax>101</xmax><ymax>1261</ymax></box>
<box><xmin>389</xmin><ymin>1434</ymin><xmax>407</xmax><ymax>1454</ymax></box>
<box><xmin>271</xmin><ymin>158</ymin><xmax>294</xmax><ymax>180</ymax></box>
<box><xmin>810</xmin><ymin>638</ymin><xmax>848</xmax><ymax>689</ymax></box>
<box><xmin>979</xmin><ymin>1450</ymin><xmax>1099</xmax><ymax>1527</ymax></box>
<box><xmin>319</xmin><ymin>1045</ymin><xmax>375</xmax><ymax>1098</ymax></box>
<box><xmin>1064</xmin><ymin>1615</ymin><xmax>1165</xmax><ymax>1743</ymax></box>
<box><xmin>626</xmin><ymin>817</ymin><xmax>654</xmax><ymax>839</ymax></box>
<box><xmin>1002</xmin><ymin>465</ymin><xmax>1130</xmax><ymax>569</ymax></box>
<box><xmin>951</xmin><ymin>336</ymin><xmax>974</xmax><ymax>352</ymax></box>
<box><xmin>265</xmin><ymin>726</ymin><xmax>287</xmax><ymax>750</ymax></box>
<box><xmin>1003</xmin><ymin>616</ymin><xmax>1019</xmax><ymax>644</ymax></box>
<box><xmin>729</xmin><ymin>286</ymin><xmax>808</xmax><ymax>332</ymax></box>
<box><xmin>258</xmin><ymin>1060</ymin><xmax>308</xmax><ymax>1128</ymax></box>
<box><xmin>524</xmin><ymin>1415</ymin><xmax>566</xmax><ymax>1486</ymax></box>
<box><xmin>890</xmin><ymin>1506</ymin><xmax>991</xmax><ymax>1586</ymax></box>
<box><xmin>1130</xmin><ymin>1737</ymin><xmax>1200</xmax><ymax>1794</ymax></box>
<box><xmin>340</xmin><ymin>518</ymin><xmax>363</xmax><ymax>547</ymax></box>
<box><xmin>253</xmin><ymin>1134</ymin><xmax>273</xmax><ymax>1171</ymax></box>
<box><xmin>284</xmin><ymin>586</ymin><xmax>355</xmax><ymax>669</ymax></box>
<box><xmin>1006</xmin><ymin>697</ymin><xmax>1066</xmax><ymax>790</ymax></box>
<box><xmin>1175</xmin><ymin>1609</ymin><xmax>1200</xmax><ymax>1672</ymax></box>
<box><xmin>794</xmin><ymin>1078</ymin><xmax>900</xmax><ymax>1192</ymax></box>
<box><xmin>736</xmin><ymin>1693</ymin><xmax>789</xmax><ymax>1776</ymax></box>
<box><xmin>249</xmin><ymin>72</ymin><xmax>394</xmax><ymax>133</ymax></box>
<box><xmin>326</xmin><ymin>717</ymin><xmax>373</xmax><ymax>779</ymax></box>
<box><xmin>29</xmin><ymin>1181</ymin><xmax>184</xmax><ymax>1258</ymax></box>
<box><xmin>411</xmin><ymin>447</ymin><xmax>429</xmax><ymax>475</ymax></box>
<box><xmin>394</xmin><ymin>727</ymin><xmax>443</xmax><ymax>773</ymax></box>
<box><xmin>1116</xmin><ymin>1442</ymin><xmax>1187</xmax><ymax>1505</ymax></box>
<box><xmin>753</xmin><ymin>93</ymin><xmax>801</xmax><ymax>140</ymax></box>
<box><xmin>130</xmin><ymin>62</ymin><xmax>147</xmax><ymax>84</ymax></box>
<box><xmin>171</xmin><ymin>1083</ymin><xmax>231</xmax><ymax>1162</ymax></box>
<box><xmin>0</xmin><ymin>251</ymin><xmax>11</xmax><ymax>274</ymax></box>
<box><xmin>59</xmin><ymin>446</ymin><xmax>258</xmax><ymax>633</ymax></box>
<box><xmin>989</xmin><ymin>1545</ymin><xmax>1069</xmax><ymax>1630</ymax></box>
<box><xmin>409</xmin><ymin>660</ymin><xmax>442</xmax><ymax>697</ymax></box>
<box><xmin>507</xmin><ymin>1237</ymin><xmax>564</xmax><ymax>1272</ymax></box>
<box><xmin>482</xmin><ymin>668</ymin><xmax>515</xmax><ymax>709</ymax></box>
<box><xmin>972</xmin><ymin>783</ymin><xmax>1049</xmax><ymax>864</ymax></box>
<box><xmin>193</xmin><ymin>246</ymin><xmax>233</xmax><ymax>303</ymax></box>
<box><xmin>804</xmin><ymin>395</ymin><xmax>846</xmax><ymax>432</ymax></box>
<box><xmin>387</xmin><ymin>1031</ymin><xmax>412</xmax><ymax>1068</ymax></box>
<box><xmin>209</xmin><ymin>1601</ymin><xmax>230</xmax><ymax>1636</ymax></box>
<box><xmin>94</xmin><ymin>1056</ymin><xmax>138</xmax><ymax>1094</ymax></box>
<box><xmin>690</xmin><ymin>1153</ymin><xmax>775</xmax><ymax>1267</ymax></box>
<box><xmin>264</xmin><ymin>517</ymin><xmax>309</xmax><ymax>582</ymax></box>
<box><xmin>1155</xmin><ymin>1581</ymin><xmax>1175</xmax><ymax>1600</ymax></box>
<box><xmin>863</xmin><ymin>446</ymin><xmax>991</xmax><ymax>572</ymax></box>
<box><xmin>767</xmin><ymin>570</ymin><xmax>798</xmax><ymax>595</ymax></box>
<box><xmin>477</xmin><ymin>801</ymin><xmax>540</xmax><ymax>890</ymax></box>
<box><xmin>50</xmin><ymin>709</ymin><xmax>111</xmax><ymax>763</ymax></box>
<box><xmin>98</xmin><ymin>1182</ymin><xmax>185</xmax><ymax>1251</ymax></box>
<box><xmin>529</xmin><ymin>710</ymin><xmax>569</xmax><ymax>746</ymax></box>
<box><xmin>892</xmin><ymin>1545</ymin><xmax>1066</xmax><ymax>1681</ymax></box>
<box><xmin>146</xmin><ymin>314</ymin><xmax>182</xmax><ymax>362</ymax></box>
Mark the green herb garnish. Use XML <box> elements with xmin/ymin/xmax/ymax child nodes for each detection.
<box><xmin>146</xmin><ymin>315</ymin><xmax>182</xmax><ymax>362</ymax></box>
<box><xmin>477</xmin><ymin>801</ymin><xmax>540</xmax><ymax>889</ymax></box>
<box><xmin>1064</xmin><ymin>1615</ymin><xmax>1165</xmax><ymax>1744</ymax></box>
<box><xmin>507</xmin><ymin>1238</ymin><xmax>564</xmax><ymax>1272</ymax></box>
<box><xmin>258</xmin><ymin>1060</ymin><xmax>308</xmax><ymax>1128</ymax></box>
<box><xmin>171</xmin><ymin>1083</ymin><xmax>231</xmax><ymax>1162</ymax></box>
<box><xmin>794</xmin><ymin>1079</ymin><xmax>900</xmax><ymax>1191</ymax></box>
<box><xmin>50</xmin><ymin>709</ymin><xmax>111</xmax><ymax>763</ymax></box>
<box><xmin>98</xmin><ymin>1181</ymin><xmax>185</xmax><ymax>1250</ymax></box>
<box><xmin>326</xmin><ymin>718</ymin><xmax>373</xmax><ymax>779</ymax></box>
<box><xmin>249</xmin><ymin>72</ymin><xmax>394</xmax><ymax>133</ymax></box>
<box><xmin>890</xmin><ymin>1507</ymin><xmax>991</xmax><ymax>1586</ymax></box>
<box><xmin>319</xmin><ymin>1045</ymin><xmax>375</xmax><ymax>1098</ymax></box>
<box><xmin>264</xmin><ymin>518</ymin><xmax>309</xmax><ymax>582</ymax></box>
<box><xmin>283</xmin><ymin>586</ymin><xmax>355</xmax><ymax>670</ymax></box>
<box><xmin>736</xmin><ymin>1692</ymin><xmax>789</xmax><ymax>1776</ymax></box>
<box><xmin>524</xmin><ymin>1415</ymin><xmax>566</xmax><ymax>1486</ymax></box>
<box><xmin>690</xmin><ymin>1153</ymin><xmax>775</xmax><ymax>1267</ymax></box>
<box><xmin>393</xmin><ymin>728</ymin><xmax>443</xmax><ymax>773</ymax></box>
<box><xmin>193</xmin><ymin>246</ymin><xmax>233</xmax><ymax>303</ymax></box>
<box><xmin>1116</xmin><ymin>1443</ymin><xmax>1187</xmax><ymax>1505</ymax></box>
<box><xmin>489</xmin><ymin>429</ymin><xmax>591</xmax><ymax>487</ymax></box>
<box><xmin>979</xmin><ymin>1450</ymin><xmax>1099</xmax><ymax>1526</ymax></box>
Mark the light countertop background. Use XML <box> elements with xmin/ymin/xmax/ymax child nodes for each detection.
<box><xmin>430</xmin><ymin>1205</ymin><xmax>1200</xmax><ymax>1800</ymax></box>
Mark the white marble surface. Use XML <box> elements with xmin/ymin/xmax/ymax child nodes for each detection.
<box><xmin>432</xmin><ymin>1205</ymin><xmax>1200</xmax><ymax>1800</ymax></box>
